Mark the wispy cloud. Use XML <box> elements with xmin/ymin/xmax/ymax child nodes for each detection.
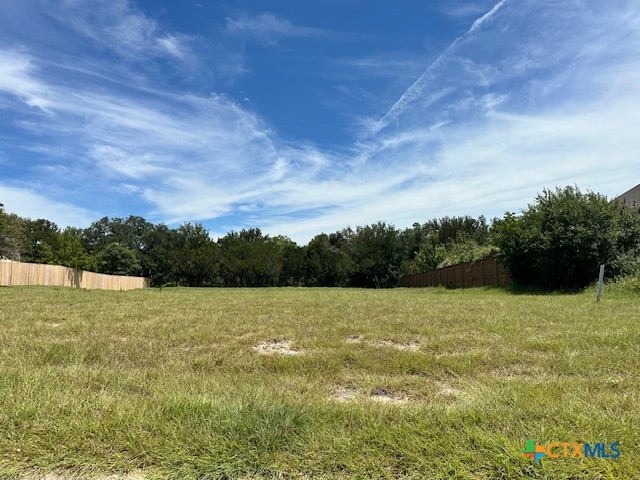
<box><xmin>0</xmin><ymin>184</ymin><xmax>94</xmax><ymax>227</ymax></box>
<box><xmin>155</xmin><ymin>35</ymin><xmax>188</xmax><ymax>59</ymax></box>
<box><xmin>468</xmin><ymin>0</ymin><xmax>507</xmax><ymax>34</ymax></box>
<box><xmin>45</xmin><ymin>0</ymin><xmax>193</xmax><ymax>62</ymax></box>
<box><xmin>1</xmin><ymin>0</ymin><xmax>639</xmax><ymax>243</ymax></box>
<box><xmin>225</xmin><ymin>13</ymin><xmax>327</xmax><ymax>46</ymax></box>
<box><xmin>0</xmin><ymin>41</ymin><xmax>293</xmax><ymax>222</ymax></box>
<box><xmin>442</xmin><ymin>2</ymin><xmax>497</xmax><ymax>20</ymax></box>
<box><xmin>0</xmin><ymin>50</ymin><xmax>52</xmax><ymax>111</ymax></box>
<box><xmin>364</xmin><ymin>0</ymin><xmax>508</xmax><ymax>137</ymax></box>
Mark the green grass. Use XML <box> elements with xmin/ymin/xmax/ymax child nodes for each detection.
<box><xmin>0</xmin><ymin>285</ymin><xmax>638</xmax><ymax>479</ymax></box>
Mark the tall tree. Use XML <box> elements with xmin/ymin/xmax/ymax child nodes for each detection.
<box><xmin>170</xmin><ymin>223</ymin><xmax>220</xmax><ymax>286</ymax></box>
<box><xmin>143</xmin><ymin>224</ymin><xmax>178</xmax><ymax>286</ymax></box>
<box><xmin>492</xmin><ymin>186</ymin><xmax>640</xmax><ymax>289</ymax></box>
<box><xmin>350</xmin><ymin>222</ymin><xmax>402</xmax><ymax>288</ymax></box>
<box><xmin>97</xmin><ymin>243</ymin><xmax>141</xmax><ymax>276</ymax></box>
<box><xmin>0</xmin><ymin>207</ymin><xmax>25</xmax><ymax>260</ymax></box>
<box><xmin>22</xmin><ymin>219</ymin><xmax>61</xmax><ymax>264</ymax></box>
<box><xmin>305</xmin><ymin>233</ymin><xmax>352</xmax><ymax>287</ymax></box>
<box><xmin>56</xmin><ymin>227</ymin><xmax>98</xmax><ymax>271</ymax></box>
<box><xmin>218</xmin><ymin>228</ymin><xmax>289</xmax><ymax>287</ymax></box>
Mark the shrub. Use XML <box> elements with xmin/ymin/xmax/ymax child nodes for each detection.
<box><xmin>97</xmin><ymin>243</ymin><xmax>141</xmax><ymax>276</ymax></box>
<box><xmin>492</xmin><ymin>186</ymin><xmax>640</xmax><ymax>290</ymax></box>
<box><xmin>605</xmin><ymin>275</ymin><xmax>640</xmax><ymax>296</ymax></box>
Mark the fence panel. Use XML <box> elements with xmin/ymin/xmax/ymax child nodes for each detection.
<box><xmin>0</xmin><ymin>260</ymin><xmax>149</xmax><ymax>290</ymax></box>
<box><xmin>399</xmin><ymin>256</ymin><xmax>511</xmax><ymax>289</ymax></box>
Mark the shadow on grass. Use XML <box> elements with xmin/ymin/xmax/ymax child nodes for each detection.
<box><xmin>401</xmin><ymin>283</ymin><xmax>589</xmax><ymax>296</ymax></box>
<box><xmin>483</xmin><ymin>284</ymin><xmax>589</xmax><ymax>296</ymax></box>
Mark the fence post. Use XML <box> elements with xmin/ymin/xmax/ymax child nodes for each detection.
<box><xmin>596</xmin><ymin>264</ymin><xmax>605</xmax><ymax>303</ymax></box>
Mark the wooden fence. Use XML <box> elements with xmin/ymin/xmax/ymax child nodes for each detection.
<box><xmin>0</xmin><ymin>260</ymin><xmax>149</xmax><ymax>290</ymax></box>
<box><xmin>398</xmin><ymin>255</ymin><xmax>511</xmax><ymax>289</ymax></box>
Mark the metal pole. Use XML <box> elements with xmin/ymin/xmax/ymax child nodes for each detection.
<box><xmin>596</xmin><ymin>264</ymin><xmax>605</xmax><ymax>303</ymax></box>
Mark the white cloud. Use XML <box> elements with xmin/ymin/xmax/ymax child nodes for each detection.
<box><xmin>0</xmin><ymin>44</ymin><xmax>280</xmax><ymax>220</ymax></box>
<box><xmin>441</xmin><ymin>1</ymin><xmax>498</xmax><ymax>20</ymax></box>
<box><xmin>0</xmin><ymin>50</ymin><xmax>52</xmax><ymax>111</ymax></box>
<box><xmin>156</xmin><ymin>35</ymin><xmax>187</xmax><ymax>59</ymax></box>
<box><xmin>225</xmin><ymin>13</ymin><xmax>327</xmax><ymax>46</ymax></box>
<box><xmin>90</xmin><ymin>145</ymin><xmax>170</xmax><ymax>179</ymax></box>
<box><xmin>261</xmin><ymin>99</ymin><xmax>640</xmax><ymax>241</ymax></box>
<box><xmin>364</xmin><ymin>0</ymin><xmax>508</xmax><ymax>137</ymax></box>
<box><xmin>1</xmin><ymin>1</ymin><xmax>639</xmax><ymax>244</ymax></box>
<box><xmin>0</xmin><ymin>184</ymin><xmax>94</xmax><ymax>227</ymax></box>
<box><xmin>468</xmin><ymin>0</ymin><xmax>507</xmax><ymax>34</ymax></box>
<box><xmin>46</xmin><ymin>0</ymin><xmax>193</xmax><ymax>62</ymax></box>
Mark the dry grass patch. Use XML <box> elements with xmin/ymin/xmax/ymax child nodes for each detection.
<box><xmin>437</xmin><ymin>381</ymin><xmax>462</xmax><ymax>398</ymax></box>
<box><xmin>330</xmin><ymin>385</ymin><xmax>412</xmax><ymax>405</ymax></box>
<box><xmin>344</xmin><ymin>334</ymin><xmax>362</xmax><ymax>344</ymax></box>
<box><xmin>1</xmin><ymin>285</ymin><xmax>639</xmax><ymax>479</ymax></box>
<box><xmin>371</xmin><ymin>339</ymin><xmax>421</xmax><ymax>352</ymax></box>
<box><xmin>344</xmin><ymin>335</ymin><xmax>421</xmax><ymax>351</ymax></box>
<box><xmin>330</xmin><ymin>385</ymin><xmax>358</xmax><ymax>402</ymax></box>
<box><xmin>369</xmin><ymin>388</ymin><xmax>410</xmax><ymax>404</ymax></box>
<box><xmin>253</xmin><ymin>339</ymin><xmax>301</xmax><ymax>356</ymax></box>
<box><xmin>20</xmin><ymin>471</ymin><xmax>146</xmax><ymax>480</ymax></box>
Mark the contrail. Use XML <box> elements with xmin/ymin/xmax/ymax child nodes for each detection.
<box><xmin>366</xmin><ymin>0</ymin><xmax>508</xmax><ymax>137</ymax></box>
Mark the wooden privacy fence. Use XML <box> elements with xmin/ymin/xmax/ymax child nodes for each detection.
<box><xmin>399</xmin><ymin>255</ymin><xmax>511</xmax><ymax>289</ymax></box>
<box><xmin>0</xmin><ymin>260</ymin><xmax>149</xmax><ymax>290</ymax></box>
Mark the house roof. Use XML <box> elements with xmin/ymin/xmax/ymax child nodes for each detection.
<box><xmin>616</xmin><ymin>183</ymin><xmax>640</xmax><ymax>207</ymax></box>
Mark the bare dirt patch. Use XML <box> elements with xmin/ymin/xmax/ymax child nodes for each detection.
<box><xmin>344</xmin><ymin>335</ymin><xmax>363</xmax><ymax>344</ymax></box>
<box><xmin>370</xmin><ymin>388</ymin><xmax>410</xmax><ymax>404</ymax></box>
<box><xmin>490</xmin><ymin>364</ymin><xmax>548</xmax><ymax>380</ymax></box>
<box><xmin>21</xmin><ymin>471</ymin><xmax>146</xmax><ymax>480</ymax></box>
<box><xmin>372</xmin><ymin>340</ymin><xmax>421</xmax><ymax>352</ymax></box>
<box><xmin>253</xmin><ymin>339</ymin><xmax>301</xmax><ymax>356</ymax></box>
<box><xmin>102</xmin><ymin>473</ymin><xmax>146</xmax><ymax>480</ymax></box>
<box><xmin>433</xmin><ymin>347</ymin><xmax>488</xmax><ymax>359</ymax></box>
<box><xmin>345</xmin><ymin>336</ymin><xmax>420</xmax><ymax>352</ymax></box>
<box><xmin>330</xmin><ymin>385</ymin><xmax>359</xmax><ymax>402</ymax></box>
<box><xmin>437</xmin><ymin>382</ymin><xmax>462</xmax><ymax>398</ymax></box>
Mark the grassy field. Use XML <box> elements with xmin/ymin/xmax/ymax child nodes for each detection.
<box><xmin>0</xmin><ymin>285</ymin><xmax>638</xmax><ymax>479</ymax></box>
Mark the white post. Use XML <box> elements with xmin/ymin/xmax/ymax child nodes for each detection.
<box><xmin>596</xmin><ymin>264</ymin><xmax>605</xmax><ymax>303</ymax></box>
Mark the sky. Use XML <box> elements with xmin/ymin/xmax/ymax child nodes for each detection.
<box><xmin>0</xmin><ymin>0</ymin><xmax>639</xmax><ymax>243</ymax></box>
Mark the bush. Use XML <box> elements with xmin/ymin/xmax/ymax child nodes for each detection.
<box><xmin>97</xmin><ymin>243</ymin><xmax>141</xmax><ymax>276</ymax></box>
<box><xmin>0</xmin><ymin>208</ymin><xmax>24</xmax><ymax>260</ymax></box>
<box><xmin>492</xmin><ymin>186</ymin><xmax>640</xmax><ymax>290</ymax></box>
<box><xmin>610</xmin><ymin>248</ymin><xmax>640</xmax><ymax>278</ymax></box>
<box><xmin>611</xmin><ymin>275</ymin><xmax>640</xmax><ymax>294</ymax></box>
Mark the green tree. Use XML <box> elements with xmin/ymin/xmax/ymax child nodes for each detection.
<box><xmin>492</xmin><ymin>186</ymin><xmax>640</xmax><ymax>290</ymax></box>
<box><xmin>305</xmin><ymin>233</ymin><xmax>352</xmax><ymax>287</ymax></box>
<box><xmin>97</xmin><ymin>243</ymin><xmax>141</xmax><ymax>276</ymax></box>
<box><xmin>263</xmin><ymin>235</ymin><xmax>302</xmax><ymax>286</ymax></box>
<box><xmin>170</xmin><ymin>223</ymin><xmax>220</xmax><ymax>286</ymax></box>
<box><xmin>398</xmin><ymin>217</ymin><xmax>493</xmax><ymax>275</ymax></box>
<box><xmin>0</xmin><ymin>207</ymin><xmax>25</xmax><ymax>260</ymax></box>
<box><xmin>22</xmin><ymin>219</ymin><xmax>60</xmax><ymax>264</ymax></box>
<box><xmin>350</xmin><ymin>222</ymin><xmax>402</xmax><ymax>288</ymax></box>
<box><xmin>56</xmin><ymin>228</ymin><xmax>98</xmax><ymax>271</ymax></box>
<box><xmin>143</xmin><ymin>224</ymin><xmax>178</xmax><ymax>286</ymax></box>
<box><xmin>430</xmin><ymin>215</ymin><xmax>490</xmax><ymax>245</ymax></box>
<box><xmin>218</xmin><ymin>228</ymin><xmax>289</xmax><ymax>287</ymax></box>
<box><xmin>280</xmin><ymin>242</ymin><xmax>306</xmax><ymax>286</ymax></box>
<box><xmin>83</xmin><ymin>216</ymin><xmax>162</xmax><ymax>280</ymax></box>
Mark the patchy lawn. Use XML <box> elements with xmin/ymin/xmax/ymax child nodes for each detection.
<box><xmin>0</xmin><ymin>286</ymin><xmax>638</xmax><ymax>479</ymax></box>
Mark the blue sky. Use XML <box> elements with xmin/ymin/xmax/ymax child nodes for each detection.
<box><xmin>1</xmin><ymin>0</ymin><xmax>639</xmax><ymax>243</ymax></box>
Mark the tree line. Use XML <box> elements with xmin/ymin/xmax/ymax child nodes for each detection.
<box><xmin>0</xmin><ymin>209</ymin><xmax>492</xmax><ymax>288</ymax></box>
<box><xmin>1</xmin><ymin>186</ymin><xmax>639</xmax><ymax>290</ymax></box>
